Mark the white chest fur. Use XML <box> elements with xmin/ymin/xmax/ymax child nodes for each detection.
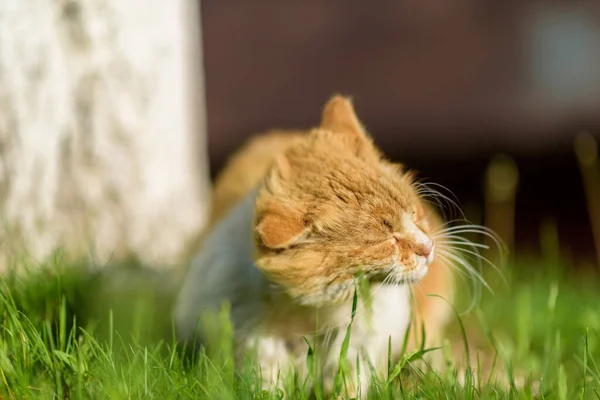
<box><xmin>174</xmin><ymin>190</ymin><xmax>413</xmax><ymax>393</ymax></box>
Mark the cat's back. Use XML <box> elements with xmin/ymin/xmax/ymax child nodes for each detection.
<box><xmin>175</xmin><ymin>131</ymin><xmax>304</xmax><ymax>339</ymax></box>
<box><xmin>174</xmin><ymin>188</ymin><xmax>262</xmax><ymax>339</ymax></box>
<box><xmin>209</xmin><ymin>130</ymin><xmax>304</xmax><ymax>226</ymax></box>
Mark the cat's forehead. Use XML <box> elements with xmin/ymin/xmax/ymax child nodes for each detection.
<box><xmin>307</xmin><ymin>163</ymin><xmax>417</xmax><ymax>211</ymax></box>
<box><xmin>279</xmin><ymin>133</ymin><xmax>419</xmax><ymax>210</ymax></box>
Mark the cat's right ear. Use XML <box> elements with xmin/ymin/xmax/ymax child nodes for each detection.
<box><xmin>255</xmin><ymin>204</ymin><xmax>309</xmax><ymax>249</ymax></box>
<box><xmin>320</xmin><ymin>95</ymin><xmax>366</xmax><ymax>137</ymax></box>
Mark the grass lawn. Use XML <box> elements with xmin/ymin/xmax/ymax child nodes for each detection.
<box><xmin>1</xmin><ymin>253</ymin><xmax>599</xmax><ymax>399</ymax></box>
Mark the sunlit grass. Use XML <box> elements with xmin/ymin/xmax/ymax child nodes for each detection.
<box><xmin>1</xmin><ymin>254</ymin><xmax>599</xmax><ymax>399</ymax></box>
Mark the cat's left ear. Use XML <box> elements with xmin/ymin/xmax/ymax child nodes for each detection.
<box><xmin>255</xmin><ymin>203</ymin><xmax>309</xmax><ymax>249</ymax></box>
<box><xmin>320</xmin><ymin>95</ymin><xmax>367</xmax><ymax>138</ymax></box>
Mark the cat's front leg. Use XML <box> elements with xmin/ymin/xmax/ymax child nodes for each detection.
<box><xmin>323</xmin><ymin>332</ymin><xmax>381</xmax><ymax>399</ymax></box>
<box><xmin>323</xmin><ymin>287</ymin><xmax>412</xmax><ymax>398</ymax></box>
<box><xmin>238</xmin><ymin>333</ymin><xmax>299</xmax><ymax>394</ymax></box>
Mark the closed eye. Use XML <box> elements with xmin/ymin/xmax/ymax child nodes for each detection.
<box><xmin>382</xmin><ymin>219</ymin><xmax>394</xmax><ymax>231</ymax></box>
<box><xmin>413</xmin><ymin>206</ymin><xmax>424</xmax><ymax>222</ymax></box>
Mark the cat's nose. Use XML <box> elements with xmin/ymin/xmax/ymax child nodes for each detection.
<box><xmin>418</xmin><ymin>240</ymin><xmax>434</xmax><ymax>257</ymax></box>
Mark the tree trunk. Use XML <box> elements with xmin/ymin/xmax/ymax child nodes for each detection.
<box><xmin>0</xmin><ymin>0</ymin><xmax>209</xmax><ymax>270</ymax></box>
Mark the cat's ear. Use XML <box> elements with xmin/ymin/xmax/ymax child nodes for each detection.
<box><xmin>255</xmin><ymin>203</ymin><xmax>309</xmax><ymax>249</ymax></box>
<box><xmin>320</xmin><ymin>95</ymin><xmax>366</xmax><ymax>137</ymax></box>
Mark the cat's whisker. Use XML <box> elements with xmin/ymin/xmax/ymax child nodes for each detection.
<box><xmin>436</xmin><ymin>257</ymin><xmax>487</xmax><ymax>302</ymax></box>
<box><xmin>435</xmin><ymin>250</ymin><xmax>479</xmax><ymax>313</ymax></box>
<box><xmin>435</xmin><ymin>235</ymin><xmax>493</xmax><ymax>258</ymax></box>
<box><xmin>416</xmin><ymin>181</ymin><xmax>461</xmax><ymax>203</ymax></box>
<box><xmin>435</xmin><ymin>240</ymin><xmax>490</xmax><ymax>250</ymax></box>
<box><xmin>436</xmin><ymin>245</ymin><xmax>482</xmax><ymax>273</ymax></box>
<box><xmin>420</xmin><ymin>198</ymin><xmax>443</xmax><ymax>211</ymax></box>
<box><xmin>433</xmin><ymin>219</ymin><xmax>500</xmax><ymax>245</ymax></box>
<box><xmin>435</xmin><ymin>252</ymin><xmax>482</xmax><ymax>313</ymax></box>
<box><xmin>436</xmin><ymin>248</ymin><xmax>491</xmax><ymax>293</ymax></box>
<box><xmin>435</xmin><ymin>224</ymin><xmax>504</xmax><ymax>240</ymax></box>
<box><xmin>368</xmin><ymin>274</ymin><xmax>392</xmax><ymax>298</ymax></box>
<box><xmin>416</xmin><ymin>188</ymin><xmax>460</xmax><ymax>212</ymax></box>
<box><xmin>430</xmin><ymin>214</ymin><xmax>508</xmax><ymax>305</ymax></box>
<box><xmin>415</xmin><ymin>190</ymin><xmax>454</xmax><ymax>218</ymax></box>
<box><xmin>436</xmin><ymin>227</ymin><xmax>506</xmax><ymax>254</ymax></box>
<box><xmin>435</xmin><ymin>224</ymin><xmax>498</xmax><ymax>235</ymax></box>
<box><xmin>380</xmin><ymin>274</ymin><xmax>391</xmax><ymax>286</ymax></box>
<box><xmin>415</xmin><ymin>182</ymin><xmax>466</xmax><ymax>220</ymax></box>
<box><xmin>440</xmin><ymin>246</ymin><xmax>501</xmax><ymax>276</ymax></box>
<box><xmin>437</xmin><ymin>237</ymin><xmax>485</xmax><ymax>257</ymax></box>
<box><xmin>437</xmin><ymin>225</ymin><xmax>509</xmax><ymax>301</ymax></box>
<box><xmin>416</xmin><ymin>192</ymin><xmax>452</xmax><ymax>220</ymax></box>
<box><xmin>437</xmin><ymin>229</ymin><xmax>500</xmax><ymax>240</ymax></box>
<box><xmin>436</xmin><ymin>218</ymin><xmax>474</xmax><ymax>229</ymax></box>
<box><xmin>434</xmin><ymin>252</ymin><xmax>473</xmax><ymax>282</ymax></box>
<box><xmin>435</xmin><ymin>222</ymin><xmax>493</xmax><ymax>230</ymax></box>
<box><xmin>435</xmin><ymin>253</ymin><xmax>478</xmax><ymax>312</ymax></box>
<box><xmin>435</xmin><ymin>233</ymin><xmax>489</xmax><ymax>254</ymax></box>
<box><xmin>436</xmin><ymin>235</ymin><xmax>495</xmax><ymax>271</ymax></box>
<box><xmin>414</xmin><ymin>184</ymin><xmax>448</xmax><ymax>200</ymax></box>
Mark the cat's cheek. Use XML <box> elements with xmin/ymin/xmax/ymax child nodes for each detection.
<box><xmin>397</xmin><ymin>251</ymin><xmax>415</xmax><ymax>268</ymax></box>
<box><xmin>365</xmin><ymin>243</ymin><xmax>398</xmax><ymax>271</ymax></box>
<box><xmin>369</xmin><ymin>241</ymin><xmax>397</xmax><ymax>260</ymax></box>
<box><xmin>349</xmin><ymin>241</ymin><xmax>394</xmax><ymax>260</ymax></box>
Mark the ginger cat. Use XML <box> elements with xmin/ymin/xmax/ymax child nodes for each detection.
<box><xmin>175</xmin><ymin>96</ymin><xmax>457</xmax><ymax>397</ymax></box>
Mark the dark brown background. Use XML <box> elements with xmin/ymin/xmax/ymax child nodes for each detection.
<box><xmin>201</xmin><ymin>1</ymin><xmax>600</xmax><ymax>264</ymax></box>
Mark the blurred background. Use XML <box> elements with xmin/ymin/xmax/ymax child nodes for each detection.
<box><xmin>3</xmin><ymin>4</ymin><xmax>600</xmax><ymax>396</ymax></box>
<box><xmin>202</xmin><ymin>1</ymin><xmax>600</xmax><ymax>267</ymax></box>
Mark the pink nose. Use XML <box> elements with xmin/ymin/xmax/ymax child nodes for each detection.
<box><xmin>419</xmin><ymin>241</ymin><xmax>434</xmax><ymax>257</ymax></box>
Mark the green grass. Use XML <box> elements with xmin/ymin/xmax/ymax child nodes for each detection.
<box><xmin>1</xmin><ymin>254</ymin><xmax>600</xmax><ymax>399</ymax></box>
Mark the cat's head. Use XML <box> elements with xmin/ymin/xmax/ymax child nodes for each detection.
<box><xmin>253</xmin><ymin>96</ymin><xmax>436</xmax><ymax>306</ymax></box>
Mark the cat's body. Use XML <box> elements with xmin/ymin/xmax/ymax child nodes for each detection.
<box><xmin>176</xmin><ymin>186</ymin><xmax>413</xmax><ymax>386</ymax></box>
<box><xmin>175</xmin><ymin>96</ymin><xmax>453</xmax><ymax>396</ymax></box>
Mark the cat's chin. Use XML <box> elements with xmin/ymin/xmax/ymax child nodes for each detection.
<box><xmin>398</xmin><ymin>265</ymin><xmax>429</xmax><ymax>283</ymax></box>
<box><xmin>370</xmin><ymin>265</ymin><xmax>429</xmax><ymax>285</ymax></box>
